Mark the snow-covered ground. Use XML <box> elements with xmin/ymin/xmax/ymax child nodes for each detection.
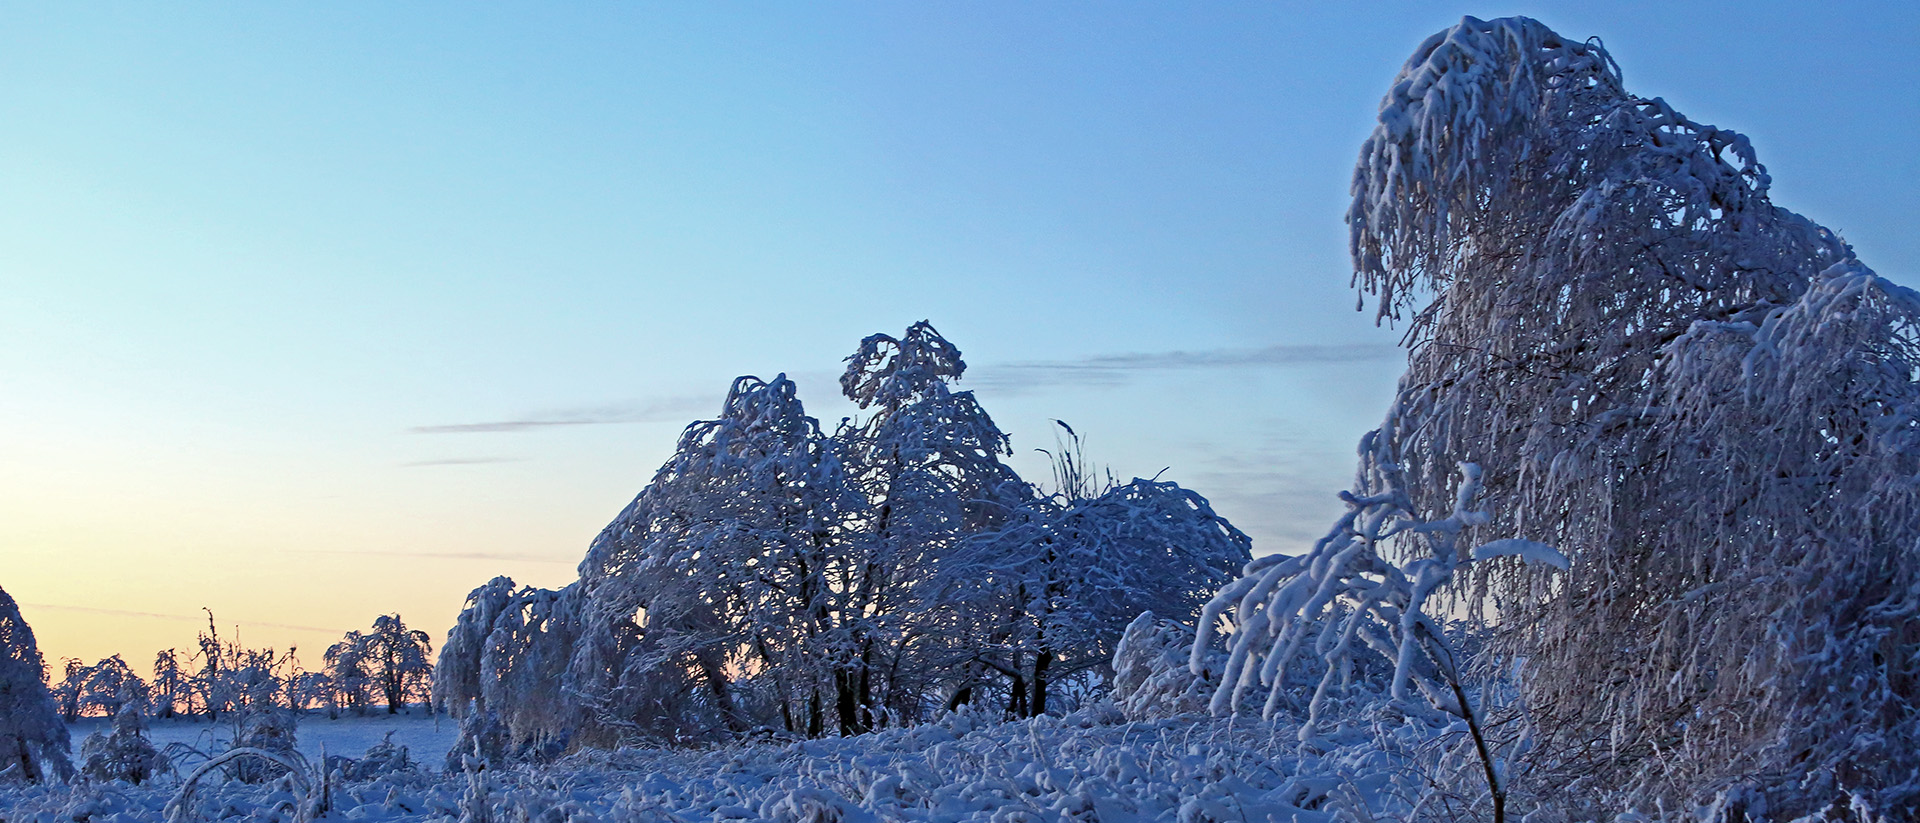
<box><xmin>65</xmin><ymin>709</ymin><xmax>461</xmax><ymax>775</ymax></box>
<box><xmin>0</xmin><ymin>707</ymin><xmax>1444</xmax><ymax>823</ymax></box>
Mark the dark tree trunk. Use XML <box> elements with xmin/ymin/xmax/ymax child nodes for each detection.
<box><xmin>835</xmin><ymin>667</ymin><xmax>863</xmax><ymax>736</ymax></box>
<box><xmin>946</xmin><ymin>683</ymin><xmax>974</xmax><ymax>712</ymax></box>
<box><xmin>1030</xmin><ymin>651</ymin><xmax>1053</xmax><ymax>718</ymax></box>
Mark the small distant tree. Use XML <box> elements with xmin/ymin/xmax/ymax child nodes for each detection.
<box><xmin>0</xmin><ymin>585</ymin><xmax>73</xmax><ymax>784</ymax></box>
<box><xmin>287</xmin><ymin>670</ymin><xmax>333</xmax><ymax>714</ymax></box>
<box><xmin>151</xmin><ymin>649</ymin><xmax>187</xmax><ymax>719</ymax></box>
<box><xmin>74</xmin><ymin>655</ymin><xmax>150</xmax><ymax>718</ymax></box>
<box><xmin>191</xmin><ymin>610</ymin><xmax>238</xmax><ymax>719</ymax></box>
<box><xmin>53</xmin><ymin>658</ymin><xmax>84</xmax><ymax>722</ymax></box>
<box><xmin>329</xmin><ymin>616</ymin><xmax>433</xmax><ymax>714</ymax></box>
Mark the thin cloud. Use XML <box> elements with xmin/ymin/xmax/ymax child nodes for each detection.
<box><xmin>402</xmin><ymin>457</ymin><xmax>524</xmax><ymax>467</ymax></box>
<box><xmin>411</xmin><ymin>396</ymin><xmax>715</xmax><ymax>435</ymax></box>
<box><xmin>20</xmin><ymin>602</ymin><xmax>341</xmax><ymax>635</ymax></box>
<box><xmin>971</xmin><ymin>343</ymin><xmax>1398</xmax><ymax>392</ymax></box>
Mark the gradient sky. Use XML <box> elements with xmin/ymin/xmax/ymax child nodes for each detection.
<box><xmin>4</xmin><ymin>2</ymin><xmax>1914</xmax><ymax>670</ymax></box>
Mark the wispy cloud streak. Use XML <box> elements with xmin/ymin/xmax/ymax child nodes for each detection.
<box><xmin>972</xmin><ymin>342</ymin><xmax>1398</xmax><ymax>392</ymax></box>
<box><xmin>410</xmin><ymin>396</ymin><xmax>715</xmax><ymax>435</ymax></box>
<box><xmin>20</xmin><ymin>603</ymin><xmax>341</xmax><ymax>635</ymax></box>
<box><xmin>300</xmin><ymin>548</ymin><xmax>574</xmax><ymax>564</ymax></box>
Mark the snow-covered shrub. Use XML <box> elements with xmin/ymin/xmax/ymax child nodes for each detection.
<box><xmin>569</xmin><ymin>373</ymin><xmax>862</xmax><ymax>743</ymax></box>
<box><xmin>328</xmin><ymin>732</ymin><xmax>415</xmax><ymax>781</ymax></box>
<box><xmin>937</xmin><ymin>473</ymin><xmax>1251</xmax><ymax>719</ymax></box>
<box><xmin>1110</xmin><ymin>613</ymin><xmax>1219</xmax><ymax>720</ymax></box>
<box><xmin>228</xmin><ymin>702</ymin><xmax>299</xmax><ymax>784</ymax></box>
<box><xmin>0</xmin><ymin>585</ymin><xmax>72</xmax><ymax>784</ymax></box>
<box><xmin>444</xmin><ymin>706</ymin><xmax>509</xmax><ymax>774</ymax></box>
<box><xmin>79</xmin><ymin>705</ymin><xmax>164</xmax><ymax>785</ymax></box>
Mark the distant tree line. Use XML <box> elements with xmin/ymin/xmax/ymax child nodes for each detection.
<box><xmin>47</xmin><ymin>611</ymin><xmax>434</xmax><ymax>723</ymax></box>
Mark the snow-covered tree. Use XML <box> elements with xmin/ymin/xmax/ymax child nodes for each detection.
<box><xmin>360</xmin><ymin>614</ymin><xmax>434</xmax><ymax>713</ymax></box>
<box><xmin>186</xmin><ymin>611</ymin><xmax>289</xmax><ymax>719</ymax></box>
<box><xmin>1179</xmin><ymin>14</ymin><xmax>1918</xmax><ymax>817</ymax></box>
<box><xmin>324</xmin><ymin>631</ymin><xmax>374</xmax><ymax>715</ymax></box>
<box><xmin>434</xmin><ymin>575</ymin><xmax>519</xmax><ymax>718</ymax></box>
<box><xmin>831</xmin><ymin>322</ymin><xmax>1032</xmax><ymax>731</ymax></box>
<box><xmin>569</xmin><ymin>374</ymin><xmax>861</xmax><ymax>741</ymax></box>
<box><xmin>437</xmin><ymin>577</ymin><xmax>581</xmax><ymax>755</ymax></box>
<box><xmin>0</xmin><ymin>586</ymin><xmax>72</xmax><ymax>784</ymax></box>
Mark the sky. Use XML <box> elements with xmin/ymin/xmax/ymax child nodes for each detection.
<box><xmin>3</xmin><ymin>2</ymin><xmax>1915</xmax><ymax>670</ymax></box>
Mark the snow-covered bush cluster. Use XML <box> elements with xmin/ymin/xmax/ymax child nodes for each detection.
<box><xmin>436</xmin><ymin>323</ymin><xmax>1253</xmax><ymax>755</ymax></box>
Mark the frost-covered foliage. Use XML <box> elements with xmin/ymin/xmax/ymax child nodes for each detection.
<box><xmin>227</xmin><ymin>703</ymin><xmax>301</xmax><ymax>784</ymax></box>
<box><xmin>1190</xmin><ymin>420</ymin><xmax>1574</xmax><ymax>818</ymax></box>
<box><xmin>1149</xmin><ymin>13</ymin><xmax>1920</xmax><ymax>818</ymax></box>
<box><xmin>78</xmin><ymin>706</ymin><xmax>164</xmax><ymax>785</ymax></box>
<box><xmin>439</xmin><ymin>324</ymin><xmax>1248</xmax><ymax>755</ymax></box>
<box><xmin>0</xmin><ymin>586</ymin><xmax>72</xmax><ymax>784</ymax></box>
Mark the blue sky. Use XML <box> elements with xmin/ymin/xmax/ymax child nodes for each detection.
<box><xmin>3</xmin><ymin>2</ymin><xmax>1914</xmax><ymax>665</ymax></box>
